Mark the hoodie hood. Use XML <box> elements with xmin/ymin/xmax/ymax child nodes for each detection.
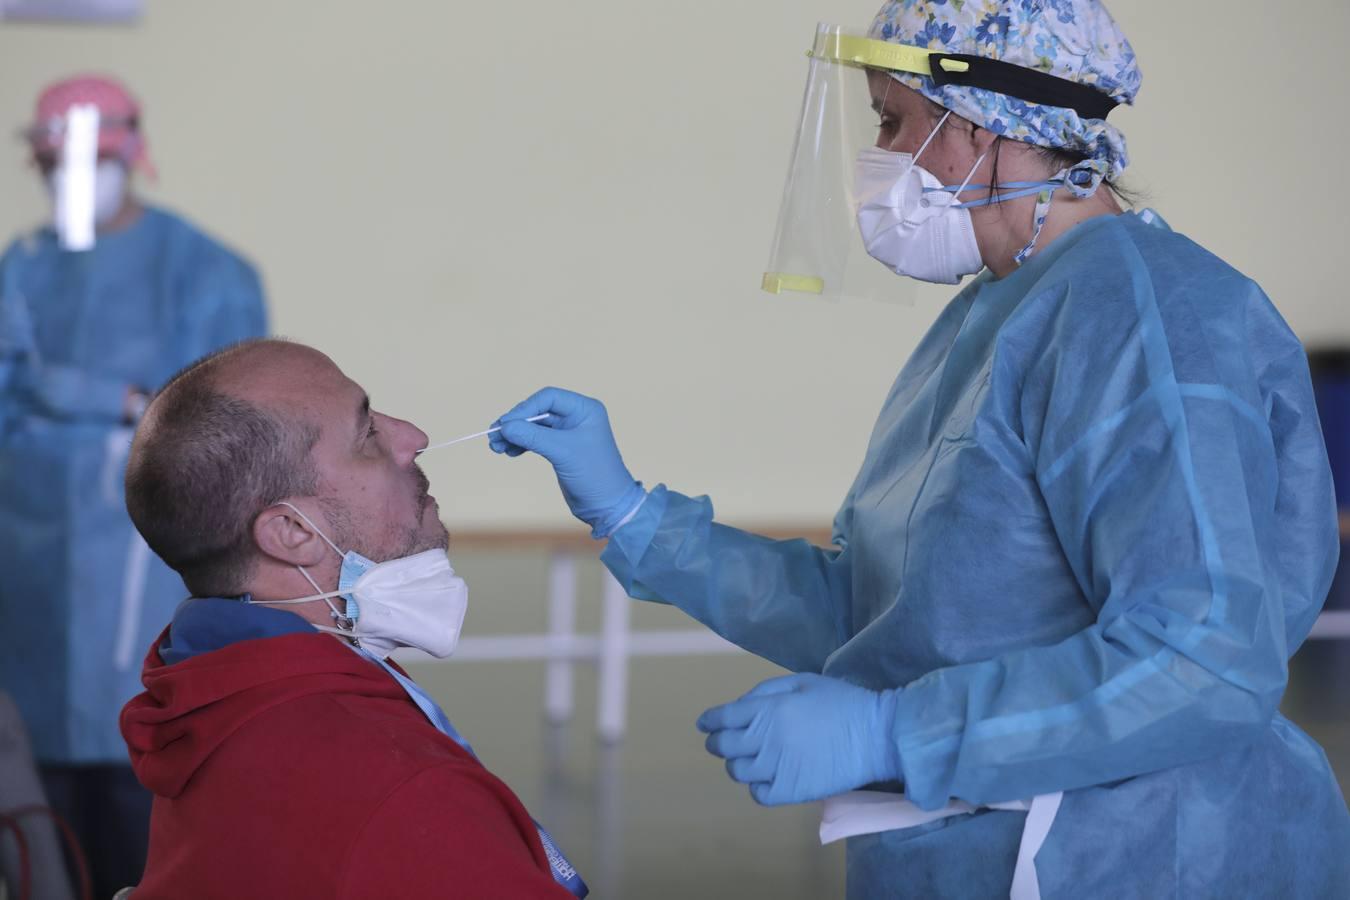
<box><xmin>121</xmin><ymin>598</ymin><xmax>407</xmax><ymax>798</ymax></box>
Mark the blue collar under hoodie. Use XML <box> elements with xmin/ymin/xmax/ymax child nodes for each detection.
<box><xmin>158</xmin><ymin>596</ymin><xmax>316</xmax><ymax>665</ymax></box>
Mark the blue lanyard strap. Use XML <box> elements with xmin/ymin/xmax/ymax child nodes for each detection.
<box><xmin>365</xmin><ymin>651</ymin><xmax>590</xmax><ymax>898</ymax></box>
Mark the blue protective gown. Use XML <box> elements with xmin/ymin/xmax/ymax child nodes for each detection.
<box><xmin>0</xmin><ymin>206</ymin><xmax>267</xmax><ymax>764</ymax></box>
<box><xmin>603</xmin><ymin>210</ymin><xmax>1350</xmax><ymax>897</ymax></box>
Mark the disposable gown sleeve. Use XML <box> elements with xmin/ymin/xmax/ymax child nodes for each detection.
<box><xmin>0</xmin><ymin>251</ymin><xmax>20</xmax><ymax>430</ymax></box>
<box><xmin>0</xmin><ymin>249</ymin><xmax>125</xmax><ymax>423</ymax></box>
<box><xmin>601</xmin><ymin>484</ymin><xmax>853</xmax><ymax>673</ymax></box>
<box><xmin>26</xmin><ymin>363</ymin><xmax>130</xmax><ymax>421</ymax></box>
<box><xmin>888</xmin><ymin>280</ymin><xmax>1338</xmax><ymax>811</ymax></box>
<box><xmin>0</xmin><ymin>238</ymin><xmax>115</xmax><ymax>421</ymax></box>
<box><xmin>0</xmin><ymin>239</ymin><xmax>129</xmax><ymax>421</ymax></box>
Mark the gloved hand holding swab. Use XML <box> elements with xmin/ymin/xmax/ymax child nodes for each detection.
<box><xmin>417</xmin><ymin>413</ymin><xmax>551</xmax><ymax>455</ymax></box>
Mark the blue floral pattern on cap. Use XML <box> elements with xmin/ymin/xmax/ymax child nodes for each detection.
<box><xmin>869</xmin><ymin>0</ymin><xmax>1141</xmax><ymax>180</ymax></box>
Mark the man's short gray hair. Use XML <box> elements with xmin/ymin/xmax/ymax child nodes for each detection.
<box><xmin>125</xmin><ymin>340</ymin><xmax>320</xmax><ymax>598</ymax></box>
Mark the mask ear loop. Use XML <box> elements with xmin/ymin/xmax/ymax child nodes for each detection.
<box><xmin>887</xmin><ymin>107</ymin><xmax>951</xmax><ymax>204</ymax></box>
<box><xmin>909</xmin><ymin>109</ymin><xmax>951</xmax><ymax>169</ymax></box>
<box><xmin>936</xmin><ymin>151</ymin><xmax>987</xmax><ymax>209</ymax></box>
<box><xmin>920</xmin><ymin>149</ymin><xmax>986</xmax><ymax>210</ymax></box>
<box><xmin>279</xmin><ymin>501</ymin><xmax>343</xmax><ymax>557</ymax></box>
<box><xmin>871</xmin><ymin>78</ymin><xmax>949</xmax><ymax>178</ymax></box>
<box><xmin>248</xmin><ymin>583</ymin><xmax>359</xmax><ymax>640</ymax></box>
<box><xmin>298</xmin><ymin>567</ymin><xmax>350</xmax><ymax>628</ymax></box>
<box><xmin>275</xmin><ymin>501</ymin><xmax>354</xmax><ymax>631</ymax></box>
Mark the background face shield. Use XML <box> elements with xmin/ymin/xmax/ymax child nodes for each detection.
<box><xmin>762</xmin><ymin>24</ymin><xmax>919</xmax><ymax>305</ymax></box>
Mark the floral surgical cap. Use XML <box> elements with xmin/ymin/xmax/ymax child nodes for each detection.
<box><xmin>869</xmin><ymin>0</ymin><xmax>1141</xmax><ymax>181</ymax></box>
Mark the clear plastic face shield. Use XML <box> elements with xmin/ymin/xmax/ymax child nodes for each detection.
<box><xmin>42</xmin><ymin>105</ymin><xmax>101</xmax><ymax>251</ymax></box>
<box><xmin>21</xmin><ymin>107</ymin><xmax>137</xmax><ymax>251</ymax></box>
<box><xmin>762</xmin><ymin>24</ymin><xmax>976</xmax><ymax>303</ymax></box>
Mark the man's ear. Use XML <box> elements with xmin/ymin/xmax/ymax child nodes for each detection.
<box><xmin>253</xmin><ymin>504</ymin><xmax>330</xmax><ymax>568</ymax></box>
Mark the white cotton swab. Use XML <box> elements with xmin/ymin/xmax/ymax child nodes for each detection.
<box><xmin>416</xmin><ymin>413</ymin><xmax>551</xmax><ymax>455</ymax></box>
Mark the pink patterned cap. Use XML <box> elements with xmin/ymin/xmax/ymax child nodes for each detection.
<box><xmin>26</xmin><ymin>74</ymin><xmax>155</xmax><ymax>177</ymax></box>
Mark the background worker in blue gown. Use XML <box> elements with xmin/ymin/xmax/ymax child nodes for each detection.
<box><xmin>0</xmin><ymin>74</ymin><xmax>267</xmax><ymax>898</ymax></box>
<box><xmin>490</xmin><ymin>2</ymin><xmax>1350</xmax><ymax>898</ymax></box>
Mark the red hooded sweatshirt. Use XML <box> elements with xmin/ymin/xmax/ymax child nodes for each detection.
<box><xmin>121</xmin><ymin>601</ymin><xmax>574</xmax><ymax>899</ymax></box>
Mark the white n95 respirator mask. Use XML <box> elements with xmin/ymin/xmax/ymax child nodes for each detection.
<box><xmin>250</xmin><ymin>503</ymin><xmax>468</xmax><ymax>659</ymax></box>
<box><xmin>854</xmin><ymin>146</ymin><xmax>984</xmax><ymax>285</ymax></box>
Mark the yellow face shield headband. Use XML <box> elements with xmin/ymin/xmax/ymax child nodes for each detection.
<box><xmin>811</xmin><ymin>33</ymin><xmax>1118</xmax><ymax>121</ymax></box>
<box><xmin>808</xmin><ymin>33</ymin><xmax>970</xmax><ymax>77</ymax></box>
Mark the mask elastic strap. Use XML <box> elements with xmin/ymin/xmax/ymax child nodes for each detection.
<box><xmin>944</xmin><ymin>152</ymin><xmax>986</xmax><ymax>206</ymax></box>
<box><xmin>251</xmin><ymin>584</ymin><xmax>346</xmax><ymax>606</ymax></box>
<box><xmin>279</xmin><ymin>501</ymin><xmax>343</xmax><ymax>558</ymax></box>
<box><xmin>249</xmin><ymin>504</ymin><xmax>348</xmax><ymax>631</ymax></box>
<box><xmin>909</xmin><ymin>110</ymin><xmax>951</xmax><ymax>169</ymax></box>
<box><xmin>299</xmin><ymin>566</ymin><xmax>348</xmax><ymax>620</ymax></box>
<box><xmin>268</xmin><ymin>502</ymin><xmax>351</xmax><ymax>626</ymax></box>
<box><xmin>251</xmin><ymin>575</ymin><xmax>352</xmax><ymax>632</ymax></box>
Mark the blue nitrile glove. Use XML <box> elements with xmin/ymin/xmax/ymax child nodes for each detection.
<box><xmin>697</xmin><ymin>673</ymin><xmax>901</xmax><ymax>806</ymax></box>
<box><xmin>490</xmin><ymin>387</ymin><xmax>646</xmax><ymax>538</ymax></box>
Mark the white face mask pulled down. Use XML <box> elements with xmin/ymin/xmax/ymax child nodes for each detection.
<box><xmin>250</xmin><ymin>502</ymin><xmax>468</xmax><ymax>659</ymax></box>
<box><xmin>854</xmin><ymin>111</ymin><xmax>988</xmax><ymax>285</ymax></box>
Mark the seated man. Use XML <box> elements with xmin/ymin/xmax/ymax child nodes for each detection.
<box><xmin>120</xmin><ymin>339</ymin><xmax>584</xmax><ymax>899</ymax></box>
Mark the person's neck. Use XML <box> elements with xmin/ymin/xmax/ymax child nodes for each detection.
<box><xmin>981</xmin><ymin>188</ymin><xmax>1122</xmax><ymax>279</ymax></box>
<box><xmin>96</xmin><ymin>195</ymin><xmax>145</xmax><ymax>236</ymax></box>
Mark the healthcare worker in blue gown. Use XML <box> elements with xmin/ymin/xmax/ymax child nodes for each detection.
<box><xmin>0</xmin><ymin>75</ymin><xmax>267</xmax><ymax>898</ymax></box>
<box><xmin>492</xmin><ymin>2</ymin><xmax>1350</xmax><ymax>898</ymax></box>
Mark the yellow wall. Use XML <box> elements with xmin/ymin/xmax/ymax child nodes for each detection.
<box><xmin>2</xmin><ymin>1</ymin><xmax>1346</xmax><ymax>528</ymax></box>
